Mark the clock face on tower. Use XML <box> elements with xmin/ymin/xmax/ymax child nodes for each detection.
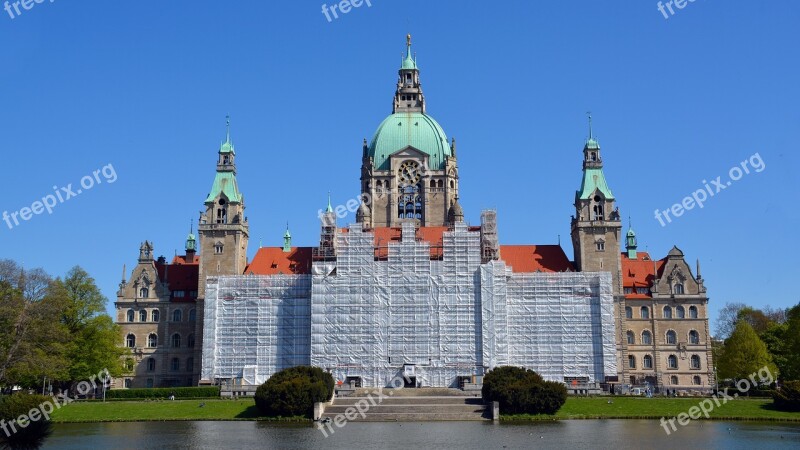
<box><xmin>398</xmin><ymin>160</ymin><xmax>422</xmax><ymax>186</ymax></box>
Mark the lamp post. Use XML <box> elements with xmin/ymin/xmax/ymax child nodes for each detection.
<box><xmin>714</xmin><ymin>365</ymin><xmax>718</xmax><ymax>393</ymax></box>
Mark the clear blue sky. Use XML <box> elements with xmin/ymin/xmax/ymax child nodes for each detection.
<box><xmin>1</xmin><ymin>1</ymin><xmax>798</xmax><ymax>333</ymax></box>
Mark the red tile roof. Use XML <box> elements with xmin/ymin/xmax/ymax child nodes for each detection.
<box><xmin>172</xmin><ymin>254</ymin><xmax>199</xmax><ymax>265</ymax></box>
<box><xmin>620</xmin><ymin>252</ymin><xmax>666</xmax><ymax>299</ymax></box>
<box><xmin>247</xmin><ymin>247</ymin><xmax>314</xmax><ymax>275</ymax></box>
<box><xmin>499</xmin><ymin>245</ymin><xmax>575</xmax><ymax>273</ymax></box>
<box><xmin>155</xmin><ymin>260</ymin><xmax>199</xmax><ymax>302</ymax></box>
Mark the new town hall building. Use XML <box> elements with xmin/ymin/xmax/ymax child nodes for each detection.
<box><xmin>114</xmin><ymin>37</ymin><xmax>714</xmax><ymax>392</ymax></box>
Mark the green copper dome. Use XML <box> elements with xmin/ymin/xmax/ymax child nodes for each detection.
<box><xmin>368</xmin><ymin>112</ymin><xmax>451</xmax><ymax>171</ymax></box>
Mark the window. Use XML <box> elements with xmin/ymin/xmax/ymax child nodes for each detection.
<box><xmin>670</xmin><ymin>375</ymin><xmax>679</xmax><ymax>385</ymax></box>
<box><xmin>147</xmin><ymin>358</ymin><xmax>156</xmax><ymax>372</ymax></box>
<box><xmin>641</xmin><ymin>307</ymin><xmax>650</xmax><ymax>319</ymax></box>
<box><xmin>636</xmin><ymin>287</ymin><xmax>649</xmax><ymax>295</ymax></box>
<box><xmin>627</xmin><ymin>331</ymin><xmax>635</xmax><ymax>345</ymax></box>
<box><xmin>691</xmin><ymin>355</ymin><xmax>701</xmax><ymax>369</ymax></box>
<box><xmin>146</xmin><ymin>378</ymin><xmax>154</xmax><ymax>388</ymax></box>
<box><xmin>674</xmin><ymin>283</ymin><xmax>685</xmax><ymax>294</ymax></box>
<box><xmin>214</xmin><ymin>243</ymin><xmax>224</xmax><ymax>254</ymax></box>
<box><xmin>147</xmin><ymin>333</ymin><xmax>158</xmax><ymax>348</ymax></box>
<box><xmin>152</xmin><ymin>310</ymin><xmax>160</xmax><ymax>322</ymax></box>
<box><xmin>663</xmin><ymin>306</ymin><xmax>672</xmax><ymax>319</ymax></box>
<box><xmin>189</xmin><ymin>309</ymin><xmax>196</xmax><ymax>322</ymax></box>
<box><xmin>642</xmin><ymin>330</ymin><xmax>652</xmax><ymax>345</ymax></box>
<box><xmin>676</xmin><ymin>306</ymin><xmax>685</xmax><ymax>319</ymax></box>
<box><xmin>139</xmin><ymin>288</ymin><xmax>149</xmax><ymax>298</ymax></box>
<box><xmin>124</xmin><ymin>379</ymin><xmax>132</xmax><ymax>389</ymax></box>
<box><xmin>643</xmin><ymin>355</ymin><xmax>653</xmax><ymax>369</ymax></box>
<box><xmin>188</xmin><ymin>334</ymin><xmax>195</xmax><ymax>348</ymax></box>
<box><xmin>173</xmin><ymin>309</ymin><xmax>182</xmax><ymax>322</ymax></box>
<box><xmin>170</xmin><ymin>358</ymin><xmax>180</xmax><ymax>372</ymax></box>
<box><xmin>127</xmin><ymin>310</ymin><xmax>134</xmax><ymax>322</ymax></box>
<box><xmin>689</xmin><ymin>306</ymin><xmax>698</xmax><ymax>319</ymax></box>
<box><xmin>628</xmin><ymin>355</ymin><xmax>636</xmax><ymax>369</ymax></box>
<box><xmin>126</xmin><ymin>334</ymin><xmax>136</xmax><ymax>348</ymax></box>
<box><xmin>666</xmin><ymin>330</ymin><xmax>677</xmax><ymax>345</ymax></box>
<box><xmin>139</xmin><ymin>310</ymin><xmax>147</xmax><ymax>322</ymax></box>
<box><xmin>624</xmin><ymin>288</ymin><xmax>633</xmax><ymax>295</ymax></box>
<box><xmin>186</xmin><ymin>357</ymin><xmax>194</xmax><ymax>372</ymax></box>
<box><xmin>693</xmin><ymin>376</ymin><xmax>702</xmax><ymax>386</ymax></box>
<box><xmin>668</xmin><ymin>354</ymin><xmax>678</xmax><ymax>369</ymax></box>
<box><xmin>171</xmin><ymin>333</ymin><xmax>181</xmax><ymax>348</ymax></box>
<box><xmin>625</xmin><ymin>307</ymin><xmax>633</xmax><ymax>319</ymax></box>
<box><xmin>689</xmin><ymin>330</ymin><xmax>700</xmax><ymax>345</ymax></box>
<box><xmin>173</xmin><ymin>291</ymin><xmax>185</xmax><ymax>298</ymax></box>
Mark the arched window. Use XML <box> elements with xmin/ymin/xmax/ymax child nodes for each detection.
<box><xmin>663</xmin><ymin>306</ymin><xmax>672</xmax><ymax>319</ymax></box>
<box><xmin>171</xmin><ymin>333</ymin><xmax>181</xmax><ymax>348</ymax></box>
<box><xmin>689</xmin><ymin>330</ymin><xmax>700</xmax><ymax>345</ymax></box>
<box><xmin>670</xmin><ymin>375</ymin><xmax>679</xmax><ymax>385</ymax></box>
<box><xmin>674</xmin><ymin>283</ymin><xmax>685</xmax><ymax>294</ymax></box>
<box><xmin>147</xmin><ymin>358</ymin><xmax>156</xmax><ymax>372</ymax></box>
<box><xmin>691</xmin><ymin>355</ymin><xmax>701</xmax><ymax>369</ymax></box>
<box><xmin>592</xmin><ymin>203</ymin><xmax>604</xmax><ymax>221</ymax></box>
<box><xmin>189</xmin><ymin>309</ymin><xmax>196</xmax><ymax>322</ymax></box>
<box><xmin>641</xmin><ymin>307</ymin><xmax>650</xmax><ymax>319</ymax></box>
<box><xmin>625</xmin><ymin>306</ymin><xmax>633</xmax><ymax>319</ymax></box>
<box><xmin>449</xmin><ymin>180</ymin><xmax>454</xmax><ymax>189</ymax></box>
<box><xmin>147</xmin><ymin>333</ymin><xmax>158</xmax><ymax>348</ymax></box>
<box><xmin>668</xmin><ymin>354</ymin><xmax>678</xmax><ymax>369</ymax></box>
<box><xmin>429</xmin><ymin>180</ymin><xmax>436</xmax><ymax>189</ymax></box>
<box><xmin>188</xmin><ymin>334</ymin><xmax>195</xmax><ymax>348</ymax></box>
<box><xmin>689</xmin><ymin>306</ymin><xmax>698</xmax><ymax>319</ymax></box>
<box><xmin>693</xmin><ymin>376</ymin><xmax>702</xmax><ymax>386</ymax></box>
<box><xmin>139</xmin><ymin>310</ymin><xmax>147</xmax><ymax>322</ymax></box>
<box><xmin>170</xmin><ymin>358</ymin><xmax>180</xmax><ymax>371</ymax></box>
<box><xmin>643</xmin><ymin>355</ymin><xmax>653</xmax><ymax>369</ymax></box>
<box><xmin>127</xmin><ymin>309</ymin><xmax>135</xmax><ymax>322</ymax></box>
<box><xmin>125</xmin><ymin>334</ymin><xmax>136</xmax><ymax>348</ymax></box>
<box><xmin>627</xmin><ymin>331</ymin><xmax>635</xmax><ymax>345</ymax></box>
<box><xmin>152</xmin><ymin>310</ymin><xmax>160</xmax><ymax>322</ymax></box>
<box><xmin>139</xmin><ymin>288</ymin><xmax>149</xmax><ymax>298</ymax></box>
<box><xmin>186</xmin><ymin>357</ymin><xmax>194</xmax><ymax>372</ymax></box>
<box><xmin>666</xmin><ymin>330</ymin><xmax>677</xmax><ymax>345</ymax></box>
<box><xmin>642</xmin><ymin>330</ymin><xmax>652</xmax><ymax>345</ymax></box>
<box><xmin>676</xmin><ymin>306</ymin><xmax>685</xmax><ymax>319</ymax></box>
<box><xmin>173</xmin><ymin>309</ymin><xmax>182</xmax><ymax>322</ymax></box>
<box><xmin>124</xmin><ymin>379</ymin><xmax>132</xmax><ymax>389</ymax></box>
<box><xmin>628</xmin><ymin>355</ymin><xmax>636</xmax><ymax>369</ymax></box>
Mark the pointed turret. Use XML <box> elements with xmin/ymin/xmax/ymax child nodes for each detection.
<box><xmin>448</xmin><ymin>197</ymin><xmax>464</xmax><ymax>224</ymax></box>
<box><xmin>393</xmin><ymin>34</ymin><xmax>425</xmax><ymax>113</ymax></box>
<box><xmin>283</xmin><ymin>223</ymin><xmax>292</xmax><ymax>253</ymax></box>
<box><xmin>626</xmin><ymin>220</ymin><xmax>638</xmax><ymax>259</ymax></box>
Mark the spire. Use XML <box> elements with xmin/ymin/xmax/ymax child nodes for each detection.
<box><xmin>326</xmin><ymin>192</ymin><xmax>333</xmax><ymax>213</ymax></box>
<box><xmin>585</xmin><ymin>111</ymin><xmax>599</xmax><ymax>149</ymax></box>
<box><xmin>401</xmin><ymin>34</ymin><xmax>416</xmax><ymax>70</ymax></box>
<box><xmin>283</xmin><ymin>223</ymin><xmax>292</xmax><ymax>253</ymax></box>
<box><xmin>626</xmin><ymin>217</ymin><xmax>638</xmax><ymax>259</ymax></box>
<box><xmin>186</xmin><ymin>219</ymin><xmax>197</xmax><ymax>254</ymax></box>
<box><xmin>394</xmin><ymin>35</ymin><xmax>425</xmax><ymax>113</ymax></box>
<box><xmin>588</xmin><ymin>111</ymin><xmax>593</xmax><ymax>140</ymax></box>
<box><xmin>226</xmin><ymin>114</ymin><xmax>231</xmax><ymax>143</ymax></box>
<box><xmin>696</xmin><ymin>259</ymin><xmax>702</xmax><ymax>280</ymax></box>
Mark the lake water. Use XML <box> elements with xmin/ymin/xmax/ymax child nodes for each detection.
<box><xmin>44</xmin><ymin>420</ymin><xmax>800</xmax><ymax>449</ymax></box>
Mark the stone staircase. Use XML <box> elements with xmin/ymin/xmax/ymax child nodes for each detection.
<box><xmin>322</xmin><ymin>393</ymin><xmax>489</xmax><ymax>421</ymax></box>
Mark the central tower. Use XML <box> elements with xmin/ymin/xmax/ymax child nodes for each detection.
<box><xmin>359</xmin><ymin>35</ymin><xmax>461</xmax><ymax>228</ymax></box>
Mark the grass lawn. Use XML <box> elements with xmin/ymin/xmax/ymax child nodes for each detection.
<box><xmin>50</xmin><ymin>399</ymin><xmax>307</xmax><ymax>423</ymax></box>
<box><xmin>502</xmin><ymin>397</ymin><xmax>800</xmax><ymax>421</ymax></box>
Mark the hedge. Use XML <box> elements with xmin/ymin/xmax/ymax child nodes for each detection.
<box><xmin>105</xmin><ymin>386</ymin><xmax>220</xmax><ymax>400</ymax></box>
<box><xmin>0</xmin><ymin>394</ymin><xmax>53</xmax><ymax>449</ymax></box>
<box><xmin>482</xmin><ymin>366</ymin><xmax>567</xmax><ymax>415</ymax></box>
<box><xmin>254</xmin><ymin>366</ymin><xmax>334</xmax><ymax>418</ymax></box>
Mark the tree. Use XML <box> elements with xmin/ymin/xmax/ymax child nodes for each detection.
<box><xmin>779</xmin><ymin>304</ymin><xmax>800</xmax><ymax>381</ymax></box>
<box><xmin>715</xmin><ymin>302</ymin><xmax>747</xmax><ymax>339</ymax></box>
<box><xmin>482</xmin><ymin>366</ymin><xmax>567</xmax><ymax>415</ymax></box>
<box><xmin>254</xmin><ymin>366</ymin><xmax>334</xmax><ymax>417</ymax></box>
<box><xmin>716</xmin><ymin>320</ymin><xmax>777</xmax><ymax>383</ymax></box>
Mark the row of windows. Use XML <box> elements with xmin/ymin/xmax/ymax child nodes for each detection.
<box><xmin>125</xmin><ymin>309</ymin><xmax>196</xmax><ymax>323</ymax></box>
<box><xmin>372</xmin><ymin>179</ymin><xmax>456</xmax><ymax>190</ymax></box>
<box><xmin>625</xmin><ymin>305</ymin><xmax>698</xmax><ymax>320</ymax></box>
<box><xmin>133</xmin><ymin>357</ymin><xmax>194</xmax><ymax>373</ymax></box>
<box><xmin>628</xmin><ymin>354</ymin><xmax>702</xmax><ymax>370</ymax></box>
<box><xmin>125</xmin><ymin>333</ymin><xmax>195</xmax><ymax>349</ymax></box>
<box><xmin>626</xmin><ymin>330</ymin><xmax>701</xmax><ymax>345</ymax></box>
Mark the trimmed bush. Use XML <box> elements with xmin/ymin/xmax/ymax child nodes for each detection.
<box><xmin>105</xmin><ymin>386</ymin><xmax>220</xmax><ymax>400</ymax></box>
<box><xmin>0</xmin><ymin>394</ymin><xmax>53</xmax><ymax>450</ymax></box>
<box><xmin>773</xmin><ymin>381</ymin><xmax>800</xmax><ymax>412</ymax></box>
<box><xmin>482</xmin><ymin>366</ymin><xmax>567</xmax><ymax>415</ymax></box>
<box><xmin>254</xmin><ymin>366</ymin><xmax>334</xmax><ymax>418</ymax></box>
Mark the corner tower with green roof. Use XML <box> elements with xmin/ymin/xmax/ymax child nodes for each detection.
<box><xmin>570</xmin><ymin>116</ymin><xmax>623</xmax><ymax>295</ymax></box>
<box><xmin>359</xmin><ymin>35</ymin><xmax>460</xmax><ymax>227</ymax></box>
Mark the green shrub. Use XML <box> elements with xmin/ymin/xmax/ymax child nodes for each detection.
<box><xmin>0</xmin><ymin>394</ymin><xmax>53</xmax><ymax>450</ymax></box>
<box><xmin>773</xmin><ymin>381</ymin><xmax>800</xmax><ymax>412</ymax></box>
<box><xmin>254</xmin><ymin>366</ymin><xmax>334</xmax><ymax>418</ymax></box>
<box><xmin>105</xmin><ymin>386</ymin><xmax>220</xmax><ymax>400</ymax></box>
<box><xmin>482</xmin><ymin>366</ymin><xmax>567</xmax><ymax>415</ymax></box>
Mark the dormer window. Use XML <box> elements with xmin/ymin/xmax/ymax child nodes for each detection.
<box><xmin>139</xmin><ymin>288</ymin><xmax>149</xmax><ymax>298</ymax></box>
